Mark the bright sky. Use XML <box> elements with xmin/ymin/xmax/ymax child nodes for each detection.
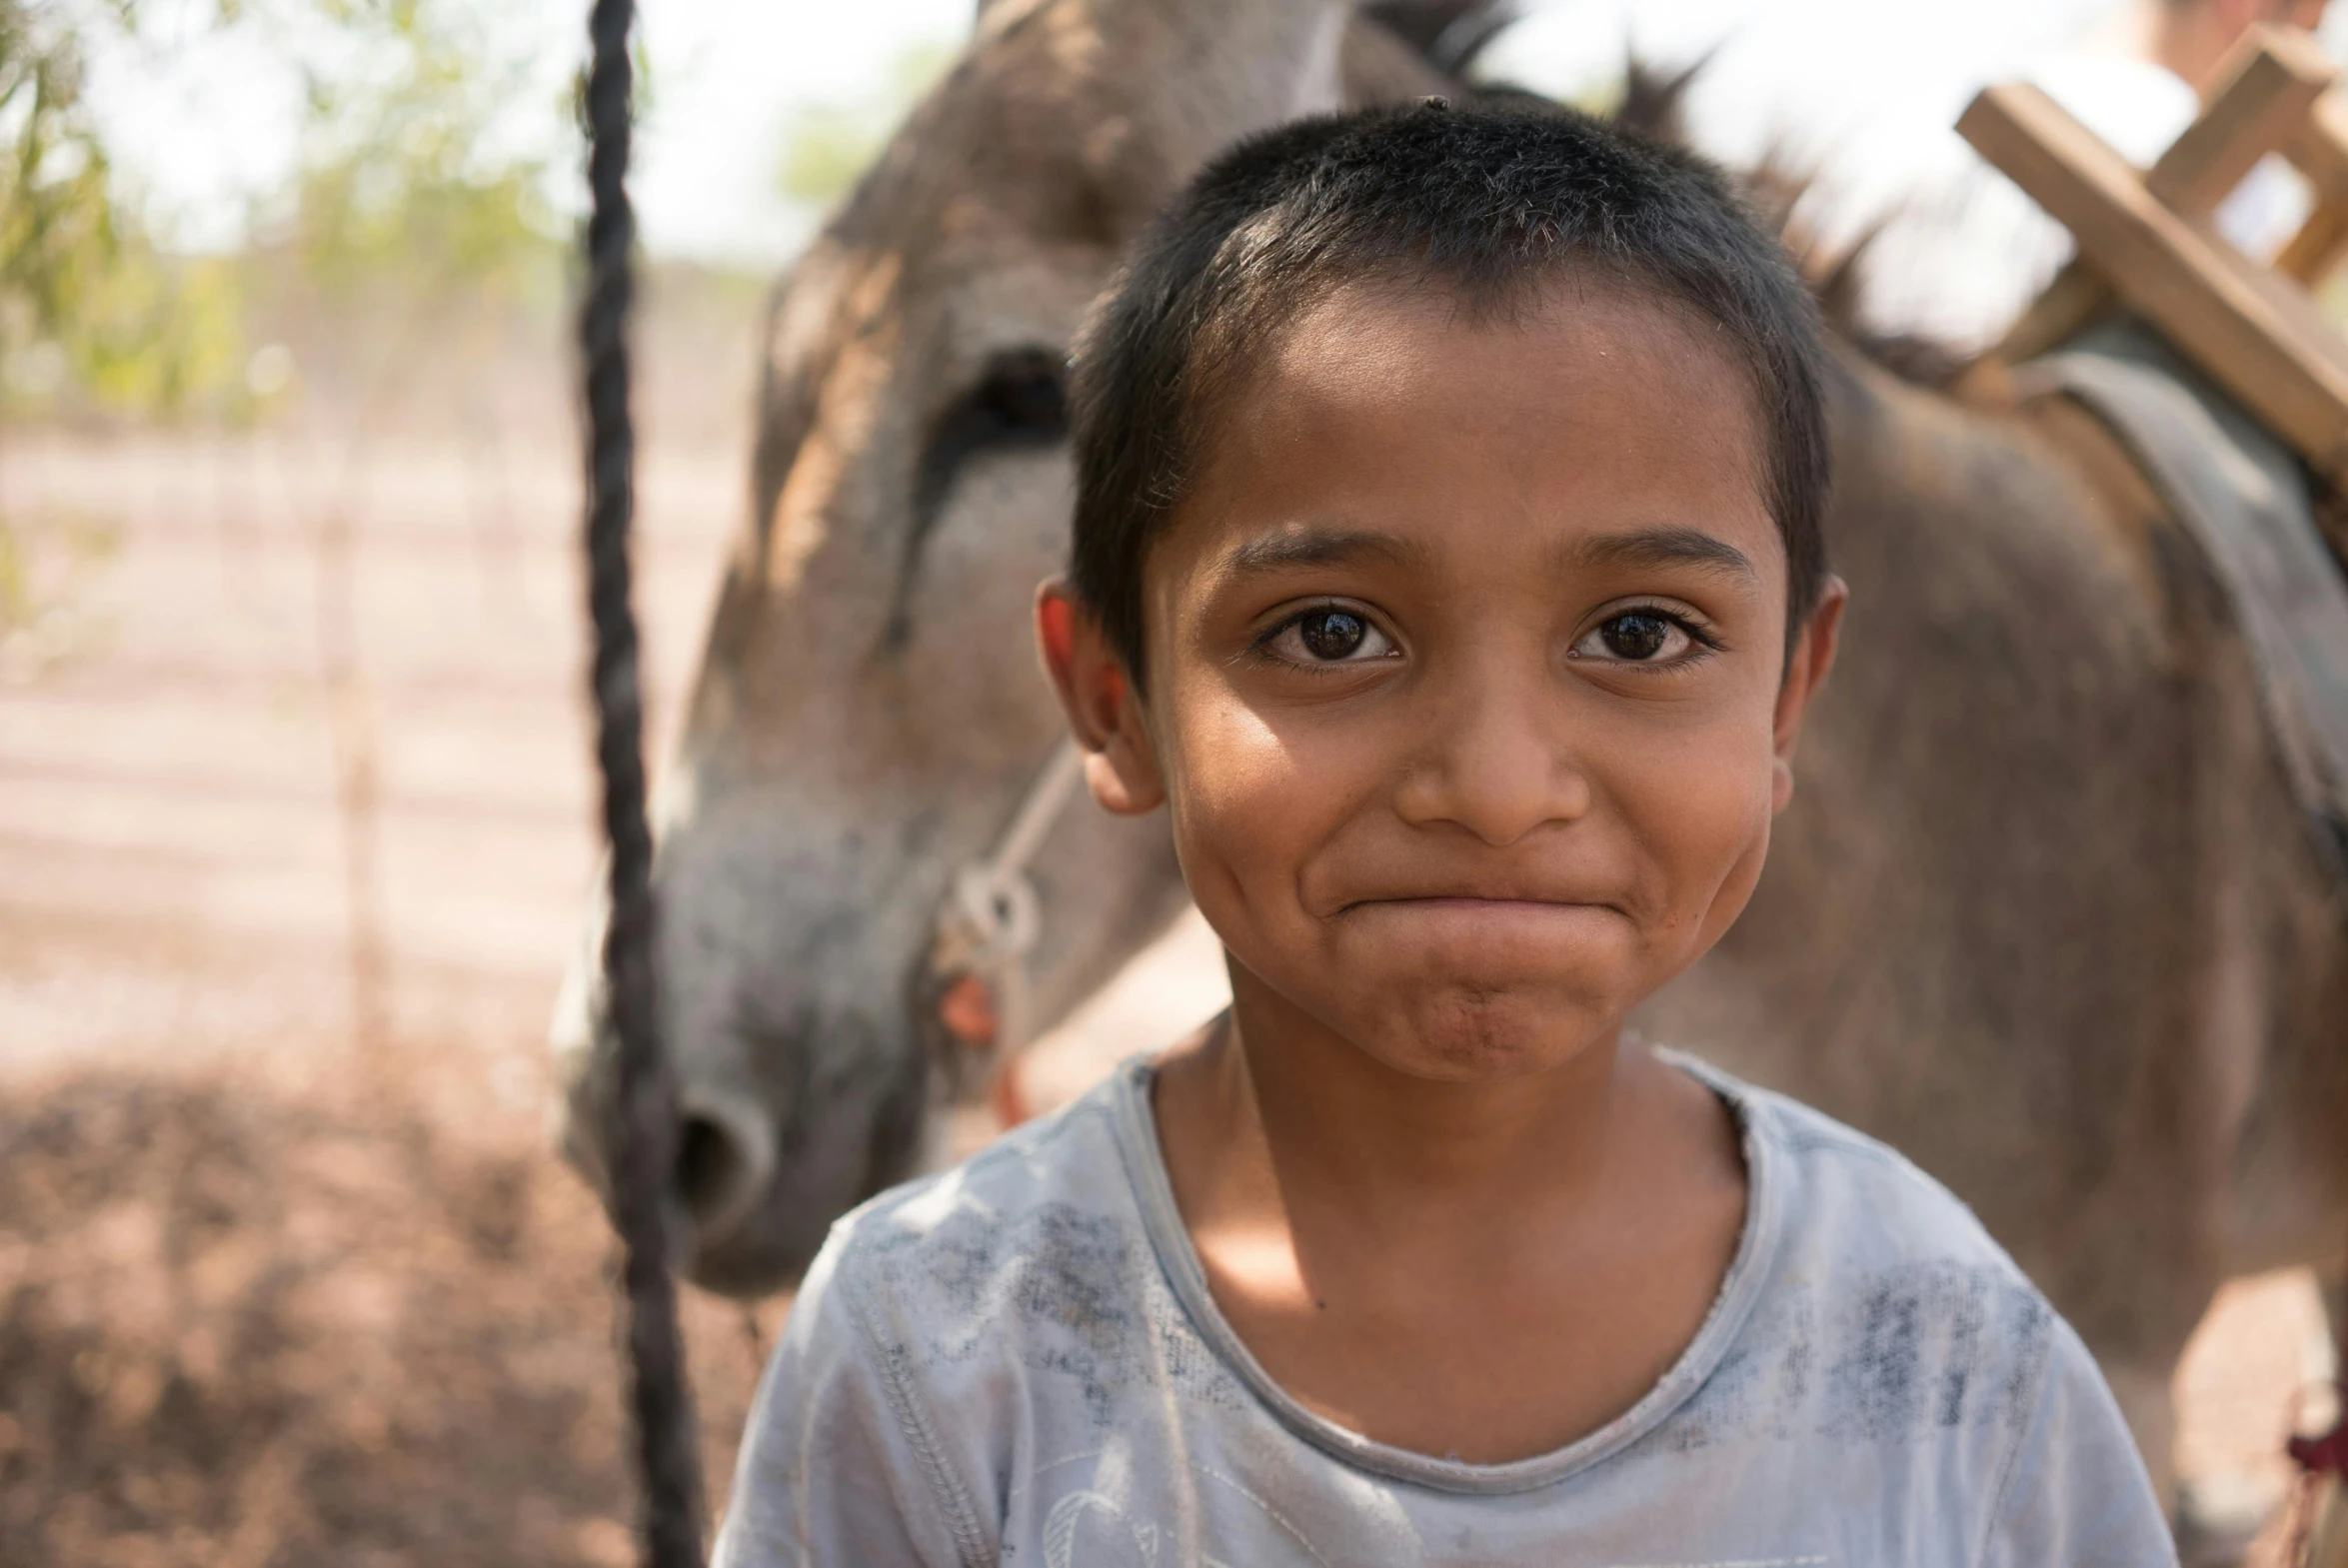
<box><xmin>79</xmin><ymin>0</ymin><xmax>2348</xmax><ymax>266</ymax></box>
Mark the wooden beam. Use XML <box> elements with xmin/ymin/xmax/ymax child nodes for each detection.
<box><xmin>1993</xmin><ymin>261</ymin><xmax>2113</xmax><ymax>364</ymax></box>
<box><xmin>2279</xmin><ymin>90</ymin><xmax>2348</xmax><ymax>285</ymax></box>
<box><xmin>2278</xmin><ymin>197</ymin><xmax>2348</xmax><ymax>284</ymax></box>
<box><xmin>2147</xmin><ymin>23</ymin><xmax>2335</xmax><ymax>215</ymax></box>
<box><xmin>2286</xmin><ymin>85</ymin><xmax>2348</xmax><ymax>194</ymax></box>
<box><xmin>1960</xmin><ymin>80</ymin><xmax>2348</xmax><ymax>481</ymax></box>
<box><xmin>1984</xmin><ymin>26</ymin><xmax>2333</xmax><ymax>367</ymax></box>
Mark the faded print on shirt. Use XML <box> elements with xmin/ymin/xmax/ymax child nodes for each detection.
<box><xmin>714</xmin><ymin>1055</ymin><xmax>2174</xmax><ymax>1568</ymax></box>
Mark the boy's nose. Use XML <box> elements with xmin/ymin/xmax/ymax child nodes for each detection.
<box><xmin>1392</xmin><ymin>678</ymin><xmax>1591</xmax><ymax>846</ymax></box>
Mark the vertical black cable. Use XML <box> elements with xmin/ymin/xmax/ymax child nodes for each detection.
<box><xmin>580</xmin><ymin>0</ymin><xmax>708</xmax><ymax>1562</ymax></box>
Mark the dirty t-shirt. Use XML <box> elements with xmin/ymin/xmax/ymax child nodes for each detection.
<box><xmin>713</xmin><ymin>1054</ymin><xmax>2174</xmax><ymax>1568</ymax></box>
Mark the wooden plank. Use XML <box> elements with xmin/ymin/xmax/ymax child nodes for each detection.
<box><xmin>2147</xmin><ymin>23</ymin><xmax>2335</xmax><ymax>215</ymax></box>
<box><xmin>1961</xmin><ymin>81</ymin><xmax>2348</xmax><ymax>480</ymax></box>
<box><xmin>2287</xmin><ymin>87</ymin><xmax>2348</xmax><ymax>194</ymax></box>
<box><xmin>1992</xmin><ymin>261</ymin><xmax>2112</xmax><ymax>364</ymax></box>
<box><xmin>1968</xmin><ymin>82</ymin><xmax>2348</xmax><ymax>388</ymax></box>
<box><xmin>2278</xmin><ymin>196</ymin><xmax>2348</xmax><ymax>284</ymax></box>
<box><xmin>1985</xmin><ymin>27</ymin><xmax>2332</xmax><ymax>367</ymax></box>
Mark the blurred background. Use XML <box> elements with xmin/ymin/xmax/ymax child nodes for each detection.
<box><xmin>0</xmin><ymin>0</ymin><xmax>2337</xmax><ymax>1563</ymax></box>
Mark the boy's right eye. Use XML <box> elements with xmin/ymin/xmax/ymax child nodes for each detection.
<box><xmin>1262</xmin><ymin>608</ymin><xmax>1398</xmax><ymax>666</ymax></box>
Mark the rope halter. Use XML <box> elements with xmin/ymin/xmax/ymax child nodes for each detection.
<box><xmin>928</xmin><ymin>741</ymin><xmax>1088</xmax><ymax>1088</ymax></box>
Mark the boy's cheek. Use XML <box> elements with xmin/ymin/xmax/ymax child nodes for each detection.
<box><xmin>1603</xmin><ymin>710</ymin><xmax>1777</xmax><ymax>833</ymax></box>
<box><xmin>1164</xmin><ymin>746</ymin><xmax>1326</xmax><ymax>919</ymax></box>
<box><xmin>1160</xmin><ymin>687</ymin><xmax>1780</xmax><ymax>966</ymax></box>
<box><xmin>1157</xmin><ymin>700</ymin><xmax>1364</xmax><ymax>949</ymax></box>
<box><xmin>1160</xmin><ymin>686</ymin><xmax>1353</xmax><ymax>835</ymax></box>
<box><xmin>1587</xmin><ymin>724</ymin><xmax>1781</xmax><ymax>944</ymax></box>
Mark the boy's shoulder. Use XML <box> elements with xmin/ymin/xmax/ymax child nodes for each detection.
<box><xmin>1663</xmin><ymin>1051</ymin><xmax>2066</xmax><ymax>1449</ymax></box>
<box><xmin>1659</xmin><ymin>1057</ymin><xmax>2169</xmax><ymax>1564</ymax></box>
<box><xmin>1699</xmin><ymin>1051</ymin><xmax>2036</xmax><ymax>1280</ymax></box>
<box><xmin>825</xmin><ymin>1057</ymin><xmax>1149</xmax><ymax>1262</ymax></box>
<box><xmin>796</xmin><ymin>1058</ymin><xmax>1252</xmax><ymax>1413</ymax></box>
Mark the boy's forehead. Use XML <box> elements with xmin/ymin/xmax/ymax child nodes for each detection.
<box><xmin>1253</xmin><ymin>276</ymin><xmax>1760</xmax><ymax>430</ymax></box>
<box><xmin>1203</xmin><ymin>520</ymin><xmax>1764</xmax><ymax>589</ymax></box>
<box><xmin>1160</xmin><ymin>277</ymin><xmax>1783</xmax><ymax>583</ymax></box>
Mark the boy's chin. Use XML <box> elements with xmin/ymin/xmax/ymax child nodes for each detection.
<box><xmin>1336</xmin><ymin>980</ymin><xmax>1628</xmax><ymax>1085</ymax></box>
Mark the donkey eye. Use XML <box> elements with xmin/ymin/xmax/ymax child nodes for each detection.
<box><xmin>913</xmin><ymin>345</ymin><xmax>1070</xmax><ymax>525</ymax></box>
<box><xmin>971</xmin><ymin>348</ymin><xmax>1068</xmax><ymax>437</ymax></box>
<box><xmin>890</xmin><ymin>344</ymin><xmax>1072</xmax><ymax>650</ymax></box>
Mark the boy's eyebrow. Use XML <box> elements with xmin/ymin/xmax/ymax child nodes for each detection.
<box><xmin>1214</xmin><ymin>527</ymin><xmax>1426</xmax><ymax>577</ymax></box>
<box><xmin>1562</xmin><ymin>527</ymin><xmax>1758</xmax><ymax>582</ymax></box>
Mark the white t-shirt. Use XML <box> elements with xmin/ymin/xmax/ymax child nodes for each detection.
<box><xmin>1856</xmin><ymin>52</ymin><xmax>2311</xmax><ymax>352</ymax></box>
<box><xmin>714</xmin><ymin>1053</ymin><xmax>2175</xmax><ymax>1568</ymax></box>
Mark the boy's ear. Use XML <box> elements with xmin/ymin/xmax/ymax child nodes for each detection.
<box><xmin>1036</xmin><ymin>580</ymin><xmax>1167</xmax><ymax>816</ymax></box>
<box><xmin>1769</xmin><ymin>574</ymin><xmax>1848</xmax><ymax>814</ymax></box>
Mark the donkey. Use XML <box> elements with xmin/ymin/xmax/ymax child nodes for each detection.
<box><xmin>555</xmin><ymin>0</ymin><xmax>2348</xmax><ymax>1510</ymax></box>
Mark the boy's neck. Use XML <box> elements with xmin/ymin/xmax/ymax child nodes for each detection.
<box><xmin>1149</xmin><ymin>956</ymin><xmax>1749</xmax><ymax>1463</ymax></box>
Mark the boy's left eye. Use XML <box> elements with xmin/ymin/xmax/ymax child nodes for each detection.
<box><xmin>1263</xmin><ymin>608</ymin><xmax>1398</xmax><ymax>665</ymax></box>
<box><xmin>1570</xmin><ymin>611</ymin><xmax>1696</xmax><ymax>665</ymax></box>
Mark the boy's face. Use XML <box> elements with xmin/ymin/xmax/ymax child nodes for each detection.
<box><xmin>1044</xmin><ymin>279</ymin><xmax>1842</xmax><ymax>1083</ymax></box>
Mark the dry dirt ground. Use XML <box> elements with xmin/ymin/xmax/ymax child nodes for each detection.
<box><xmin>0</xmin><ymin>291</ymin><xmax>799</xmax><ymax>1565</ymax></box>
<box><xmin>0</xmin><ymin>285</ymin><xmax>2337</xmax><ymax>1563</ymax></box>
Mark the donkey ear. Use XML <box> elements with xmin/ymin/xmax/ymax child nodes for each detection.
<box><xmin>1113</xmin><ymin>0</ymin><xmax>1353</xmax><ymax>179</ymax></box>
<box><xmin>974</xmin><ymin>0</ymin><xmax>1353</xmax><ymax>234</ymax></box>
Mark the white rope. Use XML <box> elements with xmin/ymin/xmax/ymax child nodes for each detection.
<box><xmin>934</xmin><ymin>740</ymin><xmax>1088</xmax><ymax>1055</ymax></box>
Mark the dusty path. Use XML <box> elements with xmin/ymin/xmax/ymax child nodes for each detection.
<box><xmin>0</xmin><ymin>301</ymin><xmax>2332</xmax><ymax>1560</ymax></box>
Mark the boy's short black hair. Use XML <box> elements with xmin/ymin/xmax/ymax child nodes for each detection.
<box><xmin>1068</xmin><ymin>99</ymin><xmax>1832</xmax><ymax>682</ymax></box>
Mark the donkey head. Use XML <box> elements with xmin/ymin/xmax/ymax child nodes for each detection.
<box><xmin>556</xmin><ymin>0</ymin><xmax>1474</xmax><ymax>1295</ymax></box>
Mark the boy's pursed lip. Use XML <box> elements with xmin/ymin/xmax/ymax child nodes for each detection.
<box><xmin>1334</xmin><ymin>894</ymin><xmax>1626</xmax><ymax>917</ymax></box>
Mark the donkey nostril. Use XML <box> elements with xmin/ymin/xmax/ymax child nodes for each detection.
<box><xmin>676</xmin><ymin>1113</ymin><xmax>749</xmax><ymax>1227</ymax></box>
<box><xmin>665</xmin><ymin>1097</ymin><xmax>777</xmax><ymax>1272</ymax></box>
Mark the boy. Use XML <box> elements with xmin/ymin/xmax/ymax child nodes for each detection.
<box><xmin>715</xmin><ymin>102</ymin><xmax>2173</xmax><ymax>1566</ymax></box>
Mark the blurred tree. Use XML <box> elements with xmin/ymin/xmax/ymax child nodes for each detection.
<box><xmin>0</xmin><ymin>0</ymin><xmax>241</xmax><ymax>419</ymax></box>
<box><xmin>1</xmin><ymin>0</ymin><xmax>219</xmax><ymax>649</ymax></box>
<box><xmin>0</xmin><ymin>0</ymin><xmax>575</xmax><ymax>427</ymax></box>
<box><xmin>271</xmin><ymin>0</ymin><xmax>567</xmax><ymax>309</ymax></box>
<box><xmin>0</xmin><ymin>0</ymin><xmax>120</xmax><ymax>366</ymax></box>
<box><xmin>0</xmin><ymin>0</ymin><xmax>576</xmax><ymax>648</ymax></box>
